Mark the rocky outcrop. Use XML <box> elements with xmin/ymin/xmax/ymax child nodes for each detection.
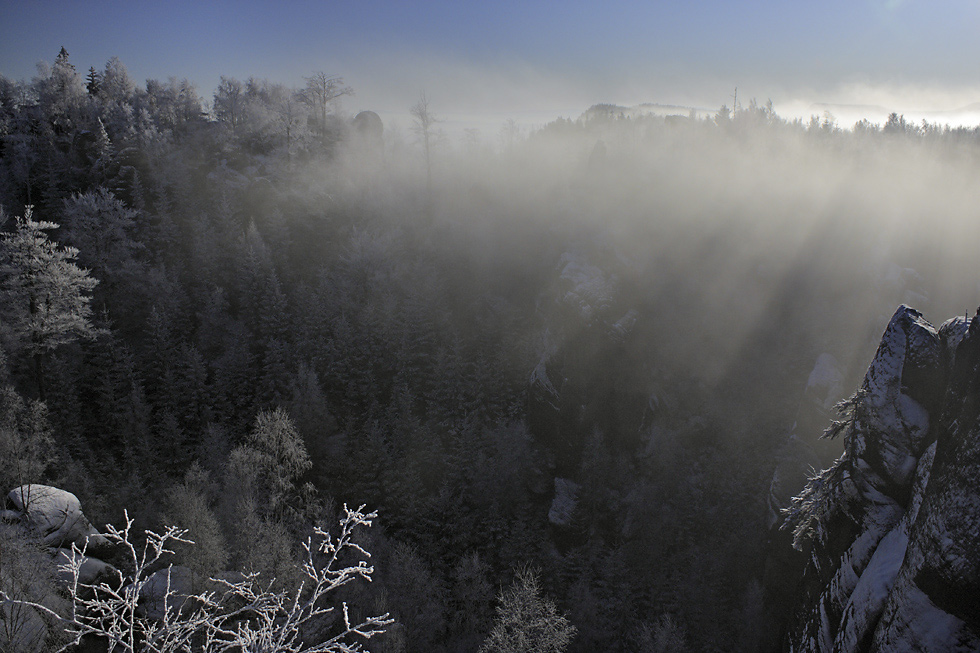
<box><xmin>764</xmin><ymin>306</ymin><xmax>980</xmax><ymax>651</ymax></box>
<box><xmin>526</xmin><ymin>248</ymin><xmax>647</xmax><ymax>478</ymax></box>
<box><xmin>350</xmin><ymin>110</ymin><xmax>384</xmax><ymax>159</ymax></box>
<box><xmin>1</xmin><ymin>485</ymin><xmax>118</xmax><ymax>652</ymax></box>
<box><xmin>4</xmin><ymin>485</ymin><xmax>108</xmax><ymax>549</ymax></box>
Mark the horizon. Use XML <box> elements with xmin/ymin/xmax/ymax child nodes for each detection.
<box><xmin>4</xmin><ymin>1</ymin><xmax>980</xmax><ymax>139</ymax></box>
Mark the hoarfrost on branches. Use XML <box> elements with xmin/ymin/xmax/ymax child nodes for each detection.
<box><xmin>0</xmin><ymin>504</ymin><xmax>392</xmax><ymax>653</ymax></box>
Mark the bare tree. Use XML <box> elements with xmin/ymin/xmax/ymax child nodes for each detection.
<box><xmin>274</xmin><ymin>86</ymin><xmax>303</xmax><ymax>163</ymax></box>
<box><xmin>302</xmin><ymin>72</ymin><xmax>352</xmax><ymax>141</ymax></box>
<box><xmin>410</xmin><ymin>92</ymin><xmax>440</xmax><ymax>194</ymax></box>
<box><xmin>0</xmin><ymin>525</ymin><xmax>68</xmax><ymax>653</ymax></box>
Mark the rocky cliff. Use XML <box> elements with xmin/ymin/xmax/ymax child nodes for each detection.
<box><xmin>765</xmin><ymin>305</ymin><xmax>980</xmax><ymax>651</ymax></box>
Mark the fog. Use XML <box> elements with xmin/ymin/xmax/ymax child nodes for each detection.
<box><xmin>334</xmin><ymin>100</ymin><xmax>980</xmax><ymax>390</ymax></box>
<box><xmin>5</xmin><ymin>53</ymin><xmax>980</xmax><ymax>650</ymax></box>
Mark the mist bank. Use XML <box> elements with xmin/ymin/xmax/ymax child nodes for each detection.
<box><xmin>328</xmin><ymin>99</ymin><xmax>980</xmax><ymax>391</ymax></box>
<box><xmin>4</xmin><ymin>53</ymin><xmax>980</xmax><ymax>651</ymax></box>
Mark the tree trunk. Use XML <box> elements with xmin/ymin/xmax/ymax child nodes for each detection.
<box><xmin>33</xmin><ymin>351</ymin><xmax>46</xmax><ymax>403</ymax></box>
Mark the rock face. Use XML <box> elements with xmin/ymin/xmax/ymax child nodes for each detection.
<box><xmin>526</xmin><ymin>248</ymin><xmax>647</xmax><ymax>477</ymax></box>
<box><xmin>351</xmin><ymin>110</ymin><xmax>384</xmax><ymax>156</ymax></box>
<box><xmin>764</xmin><ymin>306</ymin><xmax>980</xmax><ymax>651</ymax></box>
<box><xmin>2</xmin><ymin>485</ymin><xmax>116</xmax><ymax>653</ymax></box>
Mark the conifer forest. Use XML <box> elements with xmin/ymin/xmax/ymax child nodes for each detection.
<box><xmin>3</xmin><ymin>49</ymin><xmax>980</xmax><ymax>652</ymax></box>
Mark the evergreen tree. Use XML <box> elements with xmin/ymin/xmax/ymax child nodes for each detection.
<box><xmin>85</xmin><ymin>66</ymin><xmax>102</xmax><ymax>95</ymax></box>
<box><xmin>0</xmin><ymin>206</ymin><xmax>101</xmax><ymax>399</ymax></box>
<box><xmin>60</xmin><ymin>188</ymin><xmax>142</xmax><ymax>297</ymax></box>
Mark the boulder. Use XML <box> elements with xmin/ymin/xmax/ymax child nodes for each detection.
<box><xmin>139</xmin><ymin>565</ymin><xmax>199</xmax><ymax>621</ymax></box>
<box><xmin>6</xmin><ymin>485</ymin><xmax>107</xmax><ymax>549</ymax></box>
<box><xmin>53</xmin><ymin>547</ymin><xmax>117</xmax><ymax>587</ymax></box>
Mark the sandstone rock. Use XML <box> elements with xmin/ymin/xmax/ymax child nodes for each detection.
<box><xmin>6</xmin><ymin>484</ymin><xmax>108</xmax><ymax>549</ymax></box>
<box><xmin>765</xmin><ymin>306</ymin><xmax>980</xmax><ymax>651</ymax></box>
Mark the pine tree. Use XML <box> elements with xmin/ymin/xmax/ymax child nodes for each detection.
<box><xmin>0</xmin><ymin>206</ymin><xmax>101</xmax><ymax>399</ymax></box>
<box><xmin>85</xmin><ymin>66</ymin><xmax>102</xmax><ymax>95</ymax></box>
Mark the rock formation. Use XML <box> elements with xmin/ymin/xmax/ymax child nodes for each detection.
<box><xmin>765</xmin><ymin>305</ymin><xmax>980</xmax><ymax>651</ymax></box>
<box><xmin>1</xmin><ymin>485</ymin><xmax>117</xmax><ymax>652</ymax></box>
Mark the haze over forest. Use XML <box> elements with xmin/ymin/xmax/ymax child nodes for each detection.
<box><xmin>3</xmin><ymin>3</ymin><xmax>980</xmax><ymax>652</ymax></box>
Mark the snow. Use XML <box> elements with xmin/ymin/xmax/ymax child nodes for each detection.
<box><xmin>835</xmin><ymin>525</ymin><xmax>910</xmax><ymax>652</ymax></box>
<box><xmin>779</xmin><ymin>306</ymin><xmax>980</xmax><ymax>651</ymax></box>
<box><xmin>548</xmin><ymin>477</ymin><xmax>580</xmax><ymax>527</ymax></box>
<box><xmin>6</xmin><ymin>485</ymin><xmax>107</xmax><ymax>548</ymax></box>
<box><xmin>863</xmin><ymin>311</ymin><xmax>906</xmax><ymax>409</ymax></box>
<box><xmin>938</xmin><ymin>316</ymin><xmax>969</xmax><ymax>364</ymax></box>
<box><xmin>873</xmin><ymin>583</ymin><xmax>970</xmax><ymax>652</ymax></box>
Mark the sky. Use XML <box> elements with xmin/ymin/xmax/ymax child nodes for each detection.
<box><xmin>2</xmin><ymin>0</ymin><xmax>980</xmax><ymax>134</ymax></box>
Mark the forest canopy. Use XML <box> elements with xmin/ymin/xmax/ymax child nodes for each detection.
<box><xmin>2</xmin><ymin>49</ymin><xmax>980</xmax><ymax>651</ymax></box>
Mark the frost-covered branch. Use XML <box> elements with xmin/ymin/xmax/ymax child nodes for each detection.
<box><xmin>2</xmin><ymin>505</ymin><xmax>391</xmax><ymax>653</ymax></box>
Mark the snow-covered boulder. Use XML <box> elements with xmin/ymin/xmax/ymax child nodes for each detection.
<box><xmin>139</xmin><ymin>565</ymin><xmax>199</xmax><ymax>621</ymax></box>
<box><xmin>53</xmin><ymin>547</ymin><xmax>117</xmax><ymax>587</ymax></box>
<box><xmin>6</xmin><ymin>485</ymin><xmax>108</xmax><ymax>549</ymax></box>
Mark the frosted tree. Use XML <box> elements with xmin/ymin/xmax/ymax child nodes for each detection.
<box><xmin>0</xmin><ymin>377</ymin><xmax>57</xmax><ymax>493</ymax></box>
<box><xmin>236</xmin><ymin>407</ymin><xmax>312</xmax><ymax>515</ymax></box>
<box><xmin>99</xmin><ymin>56</ymin><xmax>136</xmax><ymax>105</ymax></box>
<box><xmin>61</xmin><ymin>188</ymin><xmax>142</xmax><ymax>289</ymax></box>
<box><xmin>0</xmin><ymin>524</ymin><xmax>68</xmax><ymax>653</ymax></box>
<box><xmin>222</xmin><ymin>408</ymin><xmax>313</xmax><ymax>575</ymax></box>
<box><xmin>272</xmin><ymin>84</ymin><xmax>306</xmax><ymax>162</ymax></box>
<box><xmin>214</xmin><ymin>77</ymin><xmax>246</xmax><ymax>135</ymax></box>
<box><xmin>479</xmin><ymin>568</ymin><xmax>575</xmax><ymax>653</ymax></box>
<box><xmin>0</xmin><ymin>206</ymin><xmax>101</xmax><ymax>399</ymax></box>
<box><xmin>161</xmin><ymin>464</ymin><xmax>229</xmax><ymax>591</ymax></box>
<box><xmin>35</xmin><ymin>47</ymin><xmax>84</xmax><ymax>125</ymax></box>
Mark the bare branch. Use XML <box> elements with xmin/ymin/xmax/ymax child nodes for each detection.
<box><xmin>2</xmin><ymin>505</ymin><xmax>391</xmax><ymax>652</ymax></box>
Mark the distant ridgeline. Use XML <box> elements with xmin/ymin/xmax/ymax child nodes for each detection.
<box><xmin>764</xmin><ymin>306</ymin><xmax>980</xmax><ymax>651</ymax></box>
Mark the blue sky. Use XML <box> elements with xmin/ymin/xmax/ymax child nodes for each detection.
<box><xmin>2</xmin><ymin>1</ymin><xmax>980</xmax><ymax>130</ymax></box>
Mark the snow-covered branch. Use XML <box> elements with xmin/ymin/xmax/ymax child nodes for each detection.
<box><xmin>1</xmin><ymin>505</ymin><xmax>391</xmax><ymax>653</ymax></box>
